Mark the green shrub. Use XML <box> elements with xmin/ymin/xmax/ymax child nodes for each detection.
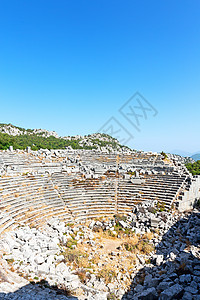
<box><xmin>65</xmin><ymin>238</ymin><xmax>77</xmax><ymax>249</ymax></box>
<box><xmin>186</xmin><ymin>160</ymin><xmax>200</xmax><ymax>175</ymax></box>
<box><xmin>160</xmin><ymin>151</ymin><xmax>167</xmax><ymax>159</ymax></box>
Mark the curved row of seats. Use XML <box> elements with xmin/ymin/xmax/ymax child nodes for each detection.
<box><xmin>0</xmin><ymin>174</ymin><xmax>72</xmax><ymax>233</ymax></box>
<box><xmin>51</xmin><ymin>172</ymin><xmax>187</xmax><ymax>220</ymax></box>
<box><xmin>51</xmin><ymin>172</ymin><xmax>116</xmax><ymax>221</ymax></box>
<box><xmin>117</xmin><ymin>174</ymin><xmax>187</xmax><ymax>214</ymax></box>
<box><xmin>0</xmin><ymin>169</ymin><xmax>188</xmax><ymax>233</ymax></box>
<box><xmin>0</xmin><ymin>152</ymin><xmax>64</xmax><ymax>175</ymax></box>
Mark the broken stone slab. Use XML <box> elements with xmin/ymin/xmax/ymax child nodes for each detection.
<box><xmin>157</xmin><ymin>280</ymin><xmax>173</xmax><ymax>291</ymax></box>
<box><xmin>89</xmin><ymin>220</ymin><xmax>96</xmax><ymax>229</ymax></box>
<box><xmin>55</xmin><ymin>262</ymin><xmax>70</xmax><ymax>275</ymax></box>
<box><xmin>119</xmin><ymin>220</ymin><xmax>128</xmax><ymax>228</ymax></box>
<box><xmin>160</xmin><ymin>283</ymin><xmax>184</xmax><ymax>300</ymax></box>
<box><xmin>150</xmin><ymin>218</ymin><xmax>160</xmax><ymax>228</ymax></box>
<box><xmin>47</xmin><ymin>240</ymin><xmax>59</xmax><ymax>250</ymax></box>
<box><xmin>136</xmin><ymin>254</ymin><xmax>145</xmax><ymax>265</ymax></box>
<box><xmin>155</xmin><ymin>254</ymin><xmax>164</xmax><ymax>266</ymax></box>
<box><xmin>37</xmin><ymin>263</ymin><xmax>50</xmax><ymax>275</ymax></box>
<box><xmin>136</xmin><ymin>287</ymin><xmax>158</xmax><ymax>300</ymax></box>
<box><xmin>80</xmin><ymin>284</ymin><xmax>108</xmax><ymax>300</ymax></box>
<box><xmin>184</xmin><ymin>286</ymin><xmax>199</xmax><ymax>295</ymax></box>
<box><xmin>179</xmin><ymin>274</ymin><xmax>191</xmax><ymax>284</ymax></box>
<box><xmin>34</xmin><ymin>255</ymin><xmax>45</xmax><ymax>265</ymax></box>
<box><xmin>182</xmin><ymin>292</ymin><xmax>193</xmax><ymax>300</ymax></box>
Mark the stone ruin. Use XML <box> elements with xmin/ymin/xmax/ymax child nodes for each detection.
<box><xmin>0</xmin><ymin>148</ymin><xmax>200</xmax><ymax>299</ymax></box>
<box><xmin>0</xmin><ymin>148</ymin><xmax>199</xmax><ymax>233</ymax></box>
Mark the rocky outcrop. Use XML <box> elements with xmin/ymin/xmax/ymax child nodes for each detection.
<box><xmin>0</xmin><ymin>123</ymin><xmax>129</xmax><ymax>151</ymax></box>
<box><xmin>0</xmin><ymin>207</ymin><xmax>199</xmax><ymax>299</ymax></box>
<box><xmin>123</xmin><ymin>209</ymin><xmax>200</xmax><ymax>299</ymax></box>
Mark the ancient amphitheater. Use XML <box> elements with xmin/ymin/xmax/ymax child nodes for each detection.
<box><xmin>0</xmin><ymin>147</ymin><xmax>200</xmax><ymax>299</ymax></box>
<box><xmin>0</xmin><ymin>147</ymin><xmax>199</xmax><ymax>234</ymax></box>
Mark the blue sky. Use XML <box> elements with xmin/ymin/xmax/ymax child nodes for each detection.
<box><xmin>0</xmin><ymin>0</ymin><xmax>199</xmax><ymax>153</ymax></box>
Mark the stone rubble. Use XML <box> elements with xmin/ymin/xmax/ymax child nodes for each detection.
<box><xmin>0</xmin><ymin>204</ymin><xmax>199</xmax><ymax>299</ymax></box>
<box><xmin>122</xmin><ymin>208</ymin><xmax>200</xmax><ymax>299</ymax></box>
<box><xmin>0</xmin><ymin>219</ymin><xmax>109</xmax><ymax>300</ymax></box>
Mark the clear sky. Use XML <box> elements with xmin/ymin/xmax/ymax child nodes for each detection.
<box><xmin>0</xmin><ymin>0</ymin><xmax>199</xmax><ymax>154</ymax></box>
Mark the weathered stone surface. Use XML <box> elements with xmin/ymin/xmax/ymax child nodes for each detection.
<box><xmin>160</xmin><ymin>284</ymin><xmax>184</xmax><ymax>300</ymax></box>
<box><xmin>136</xmin><ymin>287</ymin><xmax>158</xmax><ymax>300</ymax></box>
<box><xmin>155</xmin><ymin>254</ymin><xmax>163</xmax><ymax>266</ymax></box>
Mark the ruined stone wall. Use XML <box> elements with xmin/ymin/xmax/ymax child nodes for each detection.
<box><xmin>177</xmin><ymin>175</ymin><xmax>200</xmax><ymax>211</ymax></box>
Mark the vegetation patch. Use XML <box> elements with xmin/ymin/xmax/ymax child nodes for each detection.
<box><xmin>186</xmin><ymin>160</ymin><xmax>200</xmax><ymax>175</ymax></box>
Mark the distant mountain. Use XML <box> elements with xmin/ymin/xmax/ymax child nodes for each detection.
<box><xmin>0</xmin><ymin>123</ymin><xmax>130</xmax><ymax>152</ymax></box>
<box><xmin>169</xmin><ymin>149</ymin><xmax>192</xmax><ymax>157</ymax></box>
<box><xmin>191</xmin><ymin>153</ymin><xmax>200</xmax><ymax>161</ymax></box>
<box><xmin>170</xmin><ymin>149</ymin><xmax>200</xmax><ymax>161</ymax></box>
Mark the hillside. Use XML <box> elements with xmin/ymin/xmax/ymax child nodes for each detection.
<box><xmin>186</xmin><ymin>160</ymin><xmax>200</xmax><ymax>175</ymax></box>
<box><xmin>0</xmin><ymin>123</ymin><xmax>129</xmax><ymax>151</ymax></box>
<box><xmin>191</xmin><ymin>153</ymin><xmax>200</xmax><ymax>161</ymax></box>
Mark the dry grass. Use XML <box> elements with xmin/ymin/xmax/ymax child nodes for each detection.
<box><xmin>122</xmin><ymin>254</ymin><xmax>137</xmax><ymax>271</ymax></box>
<box><xmin>144</xmin><ymin>232</ymin><xmax>154</xmax><ymax>240</ymax></box>
<box><xmin>90</xmin><ymin>254</ymin><xmax>100</xmax><ymax>265</ymax></box>
<box><xmin>122</xmin><ymin>233</ymin><xmax>154</xmax><ymax>255</ymax></box>
<box><xmin>75</xmin><ymin>269</ymin><xmax>87</xmax><ymax>283</ymax></box>
<box><xmin>96</xmin><ymin>265</ymin><xmax>117</xmax><ymax>284</ymax></box>
<box><xmin>97</xmin><ymin>228</ymin><xmax>117</xmax><ymax>239</ymax></box>
<box><xmin>142</xmin><ymin>243</ymin><xmax>154</xmax><ymax>254</ymax></box>
<box><xmin>62</xmin><ymin>247</ymin><xmax>89</xmax><ymax>270</ymax></box>
<box><xmin>122</xmin><ymin>236</ymin><xmax>138</xmax><ymax>252</ymax></box>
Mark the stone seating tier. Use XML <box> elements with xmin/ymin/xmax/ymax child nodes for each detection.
<box><xmin>0</xmin><ymin>150</ymin><xmax>189</xmax><ymax>233</ymax></box>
